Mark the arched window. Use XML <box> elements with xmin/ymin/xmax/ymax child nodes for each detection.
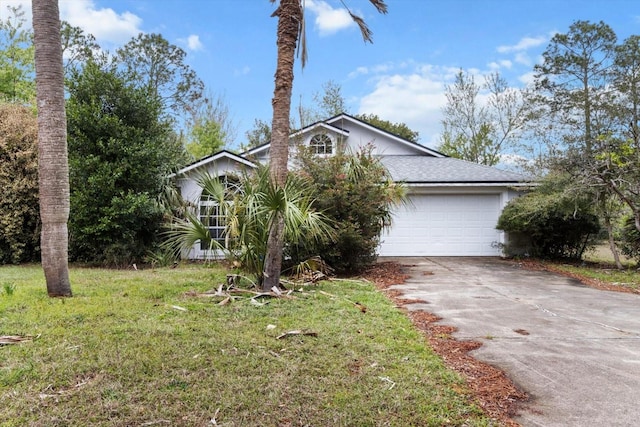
<box><xmin>309</xmin><ymin>134</ymin><xmax>333</xmax><ymax>155</ymax></box>
<box><xmin>198</xmin><ymin>176</ymin><xmax>240</xmax><ymax>250</ymax></box>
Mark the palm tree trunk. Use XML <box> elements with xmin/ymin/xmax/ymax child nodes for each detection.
<box><xmin>32</xmin><ymin>0</ymin><xmax>72</xmax><ymax>297</ymax></box>
<box><xmin>262</xmin><ymin>0</ymin><xmax>302</xmax><ymax>291</ymax></box>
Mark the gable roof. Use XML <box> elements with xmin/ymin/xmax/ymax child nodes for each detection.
<box><xmin>241</xmin><ymin>113</ymin><xmax>445</xmax><ymax>158</ymax></box>
<box><xmin>170</xmin><ymin>115</ymin><xmax>530</xmax><ymax>186</ymax></box>
<box><xmin>242</xmin><ymin>121</ymin><xmax>350</xmax><ymax>157</ymax></box>
<box><xmin>325</xmin><ymin>113</ymin><xmax>446</xmax><ymax>157</ymax></box>
<box><xmin>381</xmin><ymin>156</ymin><xmax>529</xmax><ymax>184</ymax></box>
<box><xmin>169</xmin><ymin>150</ymin><xmax>257</xmax><ymax>178</ymax></box>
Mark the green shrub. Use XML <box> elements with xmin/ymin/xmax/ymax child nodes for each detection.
<box><xmin>618</xmin><ymin>215</ymin><xmax>640</xmax><ymax>261</ymax></box>
<box><xmin>0</xmin><ymin>104</ymin><xmax>40</xmax><ymax>264</ymax></box>
<box><xmin>497</xmin><ymin>177</ymin><xmax>600</xmax><ymax>259</ymax></box>
<box><xmin>66</xmin><ymin>62</ymin><xmax>186</xmax><ymax>266</ymax></box>
<box><xmin>287</xmin><ymin>144</ymin><xmax>405</xmax><ymax>273</ymax></box>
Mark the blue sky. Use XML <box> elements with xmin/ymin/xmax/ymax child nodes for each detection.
<box><xmin>4</xmin><ymin>0</ymin><xmax>640</xmax><ymax>148</ymax></box>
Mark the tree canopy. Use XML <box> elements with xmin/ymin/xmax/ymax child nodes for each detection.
<box><xmin>66</xmin><ymin>61</ymin><xmax>186</xmax><ymax>265</ymax></box>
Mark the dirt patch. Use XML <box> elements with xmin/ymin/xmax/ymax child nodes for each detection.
<box><xmin>362</xmin><ymin>261</ymin><xmax>527</xmax><ymax>427</ymax></box>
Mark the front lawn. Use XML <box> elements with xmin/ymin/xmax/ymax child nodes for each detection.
<box><xmin>0</xmin><ymin>264</ymin><xmax>493</xmax><ymax>426</ymax></box>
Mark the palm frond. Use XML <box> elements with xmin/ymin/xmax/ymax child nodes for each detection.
<box><xmin>349</xmin><ymin>12</ymin><xmax>374</xmax><ymax>44</ymax></box>
<box><xmin>162</xmin><ymin>210</ymin><xmax>224</xmax><ymax>260</ymax></box>
<box><xmin>368</xmin><ymin>0</ymin><xmax>388</xmax><ymax>14</ymax></box>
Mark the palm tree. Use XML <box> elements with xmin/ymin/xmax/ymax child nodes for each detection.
<box><xmin>263</xmin><ymin>0</ymin><xmax>388</xmax><ymax>291</ymax></box>
<box><xmin>32</xmin><ymin>0</ymin><xmax>72</xmax><ymax>297</ymax></box>
<box><xmin>164</xmin><ymin>166</ymin><xmax>333</xmax><ymax>286</ymax></box>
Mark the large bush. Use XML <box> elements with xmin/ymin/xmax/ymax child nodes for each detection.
<box><xmin>497</xmin><ymin>176</ymin><xmax>600</xmax><ymax>259</ymax></box>
<box><xmin>288</xmin><ymin>144</ymin><xmax>405</xmax><ymax>273</ymax></box>
<box><xmin>0</xmin><ymin>104</ymin><xmax>40</xmax><ymax>263</ymax></box>
<box><xmin>618</xmin><ymin>215</ymin><xmax>640</xmax><ymax>262</ymax></box>
<box><xmin>66</xmin><ymin>62</ymin><xmax>187</xmax><ymax>265</ymax></box>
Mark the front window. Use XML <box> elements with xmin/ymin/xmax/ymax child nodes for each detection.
<box><xmin>198</xmin><ymin>176</ymin><xmax>239</xmax><ymax>251</ymax></box>
<box><xmin>310</xmin><ymin>134</ymin><xmax>333</xmax><ymax>155</ymax></box>
<box><xmin>198</xmin><ymin>201</ymin><xmax>226</xmax><ymax>250</ymax></box>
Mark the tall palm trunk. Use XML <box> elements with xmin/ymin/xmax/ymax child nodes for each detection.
<box><xmin>32</xmin><ymin>0</ymin><xmax>72</xmax><ymax>297</ymax></box>
<box><xmin>262</xmin><ymin>0</ymin><xmax>302</xmax><ymax>291</ymax></box>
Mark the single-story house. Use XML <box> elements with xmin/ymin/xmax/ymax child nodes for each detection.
<box><xmin>171</xmin><ymin>113</ymin><xmax>529</xmax><ymax>259</ymax></box>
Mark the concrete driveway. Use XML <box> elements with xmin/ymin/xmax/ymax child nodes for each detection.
<box><xmin>383</xmin><ymin>257</ymin><xmax>640</xmax><ymax>427</ymax></box>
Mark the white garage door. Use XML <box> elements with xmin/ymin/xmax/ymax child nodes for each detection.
<box><xmin>379</xmin><ymin>194</ymin><xmax>502</xmax><ymax>256</ymax></box>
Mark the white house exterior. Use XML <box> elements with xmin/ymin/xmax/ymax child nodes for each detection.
<box><xmin>171</xmin><ymin>113</ymin><xmax>529</xmax><ymax>258</ymax></box>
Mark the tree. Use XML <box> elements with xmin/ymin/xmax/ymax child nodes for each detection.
<box><xmin>533</xmin><ymin>21</ymin><xmax>622</xmax><ymax>263</ymax></box>
<box><xmin>263</xmin><ymin>0</ymin><xmax>387</xmax><ymax>291</ymax></box>
<box><xmin>295</xmin><ymin>79</ymin><xmax>348</xmax><ymax>128</ymax></box>
<box><xmin>438</xmin><ymin>70</ymin><xmax>528</xmax><ymax>166</ymax></box>
<box><xmin>315</xmin><ymin>80</ymin><xmax>346</xmax><ymax>118</ymax></box>
<box><xmin>60</xmin><ymin>21</ymin><xmax>100</xmax><ymax>76</ymax></box>
<box><xmin>289</xmin><ymin>144</ymin><xmax>405</xmax><ymax>273</ymax></box>
<box><xmin>116</xmin><ymin>33</ymin><xmax>204</xmax><ymax>120</ymax></box>
<box><xmin>0</xmin><ymin>5</ymin><xmax>35</xmax><ymax>104</ymax></box>
<box><xmin>244</xmin><ymin>118</ymin><xmax>272</xmax><ymax>149</ymax></box>
<box><xmin>66</xmin><ymin>61</ymin><xmax>186</xmax><ymax>265</ymax></box>
<box><xmin>185</xmin><ymin>92</ymin><xmax>236</xmax><ymax>159</ymax></box>
<box><xmin>603</xmin><ymin>35</ymin><xmax>640</xmax><ymax>239</ymax></box>
<box><xmin>0</xmin><ymin>104</ymin><xmax>39</xmax><ymax>264</ymax></box>
<box><xmin>355</xmin><ymin>113</ymin><xmax>419</xmax><ymax>142</ymax></box>
<box><xmin>32</xmin><ymin>0</ymin><xmax>72</xmax><ymax>296</ymax></box>
<box><xmin>533</xmin><ymin>21</ymin><xmax>617</xmax><ymax>155</ymax></box>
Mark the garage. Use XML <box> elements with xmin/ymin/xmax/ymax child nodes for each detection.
<box><xmin>378</xmin><ymin>193</ymin><xmax>503</xmax><ymax>256</ymax></box>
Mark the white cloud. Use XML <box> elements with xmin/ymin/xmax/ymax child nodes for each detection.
<box><xmin>497</xmin><ymin>35</ymin><xmax>547</xmax><ymax>53</ymax></box>
<box><xmin>0</xmin><ymin>0</ymin><xmax>142</xmax><ymax>46</ymax></box>
<box><xmin>514</xmin><ymin>52</ymin><xmax>532</xmax><ymax>66</ymax></box>
<box><xmin>488</xmin><ymin>59</ymin><xmax>513</xmax><ymax>71</ymax></box>
<box><xmin>179</xmin><ymin>34</ymin><xmax>203</xmax><ymax>52</ymax></box>
<box><xmin>357</xmin><ymin>65</ymin><xmax>458</xmax><ymax>147</ymax></box>
<box><xmin>518</xmin><ymin>71</ymin><xmax>536</xmax><ymax>86</ymax></box>
<box><xmin>348</xmin><ymin>66</ymin><xmax>370</xmax><ymax>78</ymax></box>
<box><xmin>59</xmin><ymin>0</ymin><xmax>143</xmax><ymax>46</ymax></box>
<box><xmin>305</xmin><ymin>0</ymin><xmax>354</xmax><ymax>36</ymax></box>
<box><xmin>234</xmin><ymin>66</ymin><xmax>251</xmax><ymax>77</ymax></box>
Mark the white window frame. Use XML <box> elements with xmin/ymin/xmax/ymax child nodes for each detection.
<box><xmin>196</xmin><ymin>176</ymin><xmax>240</xmax><ymax>257</ymax></box>
<box><xmin>309</xmin><ymin>133</ymin><xmax>333</xmax><ymax>155</ymax></box>
<box><xmin>198</xmin><ymin>200</ymin><xmax>227</xmax><ymax>251</ymax></box>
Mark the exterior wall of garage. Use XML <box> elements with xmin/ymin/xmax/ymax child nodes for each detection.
<box><xmin>378</xmin><ymin>186</ymin><xmax>523</xmax><ymax>257</ymax></box>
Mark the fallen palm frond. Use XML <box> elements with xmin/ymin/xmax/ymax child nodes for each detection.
<box><xmin>0</xmin><ymin>335</ymin><xmax>35</xmax><ymax>345</ymax></box>
<box><xmin>285</xmin><ymin>256</ymin><xmax>335</xmax><ymax>284</ymax></box>
<box><xmin>276</xmin><ymin>330</ymin><xmax>318</xmax><ymax>340</ymax></box>
<box><xmin>183</xmin><ymin>283</ymin><xmax>295</xmax><ymax>306</ymax></box>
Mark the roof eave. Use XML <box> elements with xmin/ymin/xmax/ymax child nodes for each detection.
<box><xmin>402</xmin><ymin>181</ymin><xmax>534</xmax><ymax>187</ymax></box>
<box><xmin>169</xmin><ymin>150</ymin><xmax>258</xmax><ymax>178</ymax></box>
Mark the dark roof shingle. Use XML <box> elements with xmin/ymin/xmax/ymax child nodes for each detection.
<box><xmin>380</xmin><ymin>156</ymin><xmax>529</xmax><ymax>183</ymax></box>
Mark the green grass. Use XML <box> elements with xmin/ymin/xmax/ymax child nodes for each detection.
<box><xmin>547</xmin><ymin>262</ymin><xmax>640</xmax><ymax>292</ymax></box>
<box><xmin>0</xmin><ymin>264</ymin><xmax>492</xmax><ymax>427</ymax></box>
<box><xmin>539</xmin><ymin>244</ymin><xmax>640</xmax><ymax>292</ymax></box>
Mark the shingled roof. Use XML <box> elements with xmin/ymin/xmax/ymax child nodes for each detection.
<box><xmin>380</xmin><ymin>156</ymin><xmax>529</xmax><ymax>184</ymax></box>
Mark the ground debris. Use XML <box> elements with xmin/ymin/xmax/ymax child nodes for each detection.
<box><xmin>364</xmin><ymin>261</ymin><xmax>527</xmax><ymax>427</ymax></box>
<box><xmin>276</xmin><ymin>330</ymin><xmax>318</xmax><ymax>340</ymax></box>
<box><xmin>0</xmin><ymin>335</ymin><xmax>35</xmax><ymax>345</ymax></box>
<box><xmin>184</xmin><ymin>285</ymin><xmax>295</xmax><ymax>305</ymax></box>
